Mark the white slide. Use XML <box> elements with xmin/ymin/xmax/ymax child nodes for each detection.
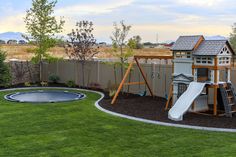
<box><xmin>168</xmin><ymin>82</ymin><xmax>206</xmax><ymax>121</ymax></box>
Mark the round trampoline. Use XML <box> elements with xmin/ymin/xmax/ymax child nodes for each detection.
<box><xmin>4</xmin><ymin>90</ymin><xmax>86</xmax><ymax>103</ymax></box>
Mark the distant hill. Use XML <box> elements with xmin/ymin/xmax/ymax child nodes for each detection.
<box><xmin>0</xmin><ymin>32</ymin><xmax>25</xmax><ymax>41</ymax></box>
<box><xmin>0</xmin><ymin>32</ymin><xmax>229</xmax><ymax>43</ymax></box>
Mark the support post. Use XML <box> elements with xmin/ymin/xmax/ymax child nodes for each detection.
<box><xmin>165</xmin><ymin>85</ymin><xmax>173</xmax><ymax>110</ymax></box>
<box><xmin>111</xmin><ymin>60</ymin><xmax>134</xmax><ymax>105</ymax></box>
<box><xmin>192</xmin><ymin>68</ymin><xmax>197</xmax><ymax>110</ymax></box>
<box><xmin>227</xmin><ymin>68</ymin><xmax>231</xmax><ymax>83</ymax></box>
<box><xmin>193</xmin><ymin>68</ymin><xmax>197</xmax><ymax>82</ymax></box>
<box><xmin>214</xmin><ymin>86</ymin><xmax>218</xmax><ymax>115</ymax></box>
<box><xmin>213</xmin><ymin>58</ymin><xmax>218</xmax><ymax>115</ymax></box>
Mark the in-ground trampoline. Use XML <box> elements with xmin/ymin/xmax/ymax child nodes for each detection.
<box><xmin>4</xmin><ymin>90</ymin><xmax>86</xmax><ymax>103</ymax></box>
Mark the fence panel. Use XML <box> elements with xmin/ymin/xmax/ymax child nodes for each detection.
<box><xmin>39</xmin><ymin>60</ymin><xmax>236</xmax><ymax>102</ymax></box>
<box><xmin>9</xmin><ymin>61</ymin><xmax>39</xmax><ymax>85</ymax></box>
<box><xmin>57</xmin><ymin>60</ymin><xmax>76</xmax><ymax>83</ymax></box>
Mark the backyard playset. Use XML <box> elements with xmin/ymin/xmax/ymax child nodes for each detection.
<box><xmin>112</xmin><ymin>35</ymin><xmax>236</xmax><ymax>121</ymax></box>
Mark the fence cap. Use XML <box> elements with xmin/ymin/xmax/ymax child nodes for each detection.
<box><xmin>134</xmin><ymin>55</ymin><xmax>173</xmax><ymax>60</ymax></box>
<box><xmin>9</xmin><ymin>58</ymin><xmax>21</xmax><ymax>61</ymax></box>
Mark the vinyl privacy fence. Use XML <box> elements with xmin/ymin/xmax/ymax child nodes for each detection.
<box><xmin>8</xmin><ymin>60</ymin><xmax>236</xmax><ymax>100</ymax></box>
<box><xmin>41</xmin><ymin>60</ymin><xmax>236</xmax><ymax>99</ymax></box>
<box><xmin>41</xmin><ymin>60</ymin><xmax>173</xmax><ymax>98</ymax></box>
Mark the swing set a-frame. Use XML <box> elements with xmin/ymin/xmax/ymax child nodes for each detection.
<box><xmin>111</xmin><ymin>55</ymin><xmax>173</xmax><ymax>105</ymax></box>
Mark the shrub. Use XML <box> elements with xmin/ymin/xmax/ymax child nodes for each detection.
<box><xmin>24</xmin><ymin>82</ymin><xmax>31</xmax><ymax>87</ymax></box>
<box><xmin>0</xmin><ymin>50</ymin><xmax>11</xmax><ymax>87</ymax></box>
<box><xmin>89</xmin><ymin>82</ymin><xmax>101</xmax><ymax>90</ymax></box>
<box><xmin>48</xmin><ymin>74</ymin><xmax>60</xmax><ymax>83</ymax></box>
<box><xmin>106</xmin><ymin>81</ymin><xmax>118</xmax><ymax>97</ymax></box>
<box><xmin>109</xmin><ymin>90</ymin><xmax>117</xmax><ymax>97</ymax></box>
<box><xmin>67</xmin><ymin>80</ymin><xmax>76</xmax><ymax>88</ymax></box>
<box><xmin>41</xmin><ymin>81</ymin><xmax>48</xmax><ymax>87</ymax></box>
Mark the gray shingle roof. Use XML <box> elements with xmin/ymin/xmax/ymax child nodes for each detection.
<box><xmin>171</xmin><ymin>35</ymin><xmax>203</xmax><ymax>51</ymax></box>
<box><xmin>193</xmin><ymin>40</ymin><xmax>228</xmax><ymax>56</ymax></box>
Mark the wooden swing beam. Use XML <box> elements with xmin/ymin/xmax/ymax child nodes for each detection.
<box><xmin>111</xmin><ymin>55</ymin><xmax>173</xmax><ymax>105</ymax></box>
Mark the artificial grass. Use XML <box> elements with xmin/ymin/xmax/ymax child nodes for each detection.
<box><xmin>0</xmin><ymin>89</ymin><xmax>236</xmax><ymax>157</ymax></box>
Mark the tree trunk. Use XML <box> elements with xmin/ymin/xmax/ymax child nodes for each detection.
<box><xmin>87</xmin><ymin>63</ymin><xmax>92</xmax><ymax>87</ymax></box>
<box><xmin>114</xmin><ymin>65</ymin><xmax>117</xmax><ymax>85</ymax></box>
<box><xmin>120</xmin><ymin>45</ymin><xmax>124</xmax><ymax>80</ymax></box>
<box><xmin>127</xmin><ymin>70</ymin><xmax>132</xmax><ymax>93</ymax></box>
<box><xmin>120</xmin><ymin>45</ymin><xmax>124</xmax><ymax>93</ymax></box>
<box><xmin>39</xmin><ymin>60</ymin><xmax>42</xmax><ymax>82</ymax></box>
<box><xmin>39</xmin><ymin>45</ymin><xmax>42</xmax><ymax>82</ymax></box>
<box><xmin>81</xmin><ymin>61</ymin><xmax>85</xmax><ymax>87</ymax></box>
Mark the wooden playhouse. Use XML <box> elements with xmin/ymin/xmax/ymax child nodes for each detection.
<box><xmin>111</xmin><ymin>35</ymin><xmax>236</xmax><ymax>120</ymax></box>
<box><xmin>166</xmin><ymin>35</ymin><xmax>236</xmax><ymax>119</ymax></box>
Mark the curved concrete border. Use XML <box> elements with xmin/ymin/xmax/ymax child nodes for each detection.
<box><xmin>1</xmin><ymin>87</ymin><xmax>236</xmax><ymax>133</ymax></box>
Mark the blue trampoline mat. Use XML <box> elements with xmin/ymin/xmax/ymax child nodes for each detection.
<box><xmin>4</xmin><ymin>90</ymin><xmax>86</xmax><ymax>103</ymax></box>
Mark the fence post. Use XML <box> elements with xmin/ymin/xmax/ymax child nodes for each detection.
<box><xmin>97</xmin><ymin>61</ymin><xmax>100</xmax><ymax>83</ymax></box>
<box><xmin>152</xmin><ymin>63</ymin><xmax>155</xmax><ymax>96</ymax></box>
<box><xmin>56</xmin><ymin>60</ymin><xmax>59</xmax><ymax>76</ymax></box>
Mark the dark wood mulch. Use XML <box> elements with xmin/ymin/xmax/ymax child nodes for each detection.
<box><xmin>100</xmin><ymin>92</ymin><xmax>236</xmax><ymax>129</ymax></box>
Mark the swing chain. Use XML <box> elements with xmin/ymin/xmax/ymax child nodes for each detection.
<box><xmin>151</xmin><ymin>71</ymin><xmax>160</xmax><ymax>79</ymax></box>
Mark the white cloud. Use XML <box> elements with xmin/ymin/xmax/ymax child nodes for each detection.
<box><xmin>0</xmin><ymin>0</ymin><xmax>233</xmax><ymax>42</ymax></box>
<box><xmin>56</xmin><ymin>0</ymin><xmax>134</xmax><ymax>16</ymax></box>
<box><xmin>175</xmin><ymin>14</ymin><xmax>204</xmax><ymax>23</ymax></box>
<box><xmin>0</xmin><ymin>14</ymin><xmax>25</xmax><ymax>33</ymax></box>
<box><xmin>129</xmin><ymin>23</ymin><xmax>231</xmax><ymax>42</ymax></box>
<box><xmin>176</xmin><ymin>0</ymin><xmax>223</xmax><ymax>7</ymax></box>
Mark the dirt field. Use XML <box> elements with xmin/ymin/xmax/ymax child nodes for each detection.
<box><xmin>0</xmin><ymin>44</ymin><xmax>171</xmax><ymax>61</ymax></box>
<box><xmin>0</xmin><ymin>45</ymin><xmax>67</xmax><ymax>61</ymax></box>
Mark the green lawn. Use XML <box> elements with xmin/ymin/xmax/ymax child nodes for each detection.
<box><xmin>0</xmin><ymin>89</ymin><xmax>236</xmax><ymax>157</ymax></box>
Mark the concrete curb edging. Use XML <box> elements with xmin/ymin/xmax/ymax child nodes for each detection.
<box><xmin>1</xmin><ymin>87</ymin><xmax>236</xmax><ymax>133</ymax></box>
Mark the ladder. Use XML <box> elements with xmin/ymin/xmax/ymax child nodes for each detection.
<box><xmin>219</xmin><ymin>83</ymin><xmax>236</xmax><ymax>117</ymax></box>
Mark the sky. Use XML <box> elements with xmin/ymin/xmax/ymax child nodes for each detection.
<box><xmin>0</xmin><ymin>0</ymin><xmax>235</xmax><ymax>43</ymax></box>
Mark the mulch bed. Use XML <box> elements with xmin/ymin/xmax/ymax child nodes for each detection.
<box><xmin>100</xmin><ymin>92</ymin><xmax>236</xmax><ymax>129</ymax></box>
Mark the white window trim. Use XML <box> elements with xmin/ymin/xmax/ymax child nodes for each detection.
<box><xmin>218</xmin><ymin>56</ymin><xmax>231</xmax><ymax>65</ymax></box>
<box><xmin>194</xmin><ymin>56</ymin><xmax>214</xmax><ymax>66</ymax></box>
<box><xmin>218</xmin><ymin>45</ymin><xmax>232</xmax><ymax>56</ymax></box>
<box><xmin>174</xmin><ymin>52</ymin><xmax>192</xmax><ymax>59</ymax></box>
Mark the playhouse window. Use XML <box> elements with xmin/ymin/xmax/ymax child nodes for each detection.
<box><xmin>175</xmin><ymin>52</ymin><xmax>191</xmax><ymax>58</ymax></box>
<box><xmin>197</xmin><ymin>68</ymin><xmax>209</xmax><ymax>82</ymax></box>
<box><xmin>220</xmin><ymin>46</ymin><xmax>230</xmax><ymax>55</ymax></box>
<box><xmin>195</xmin><ymin>57</ymin><xmax>213</xmax><ymax>65</ymax></box>
<box><xmin>177</xmin><ymin>83</ymin><xmax>188</xmax><ymax>98</ymax></box>
<box><xmin>219</xmin><ymin>57</ymin><xmax>230</xmax><ymax>65</ymax></box>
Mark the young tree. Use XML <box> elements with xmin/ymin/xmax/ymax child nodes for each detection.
<box><xmin>65</xmin><ymin>21</ymin><xmax>99</xmax><ymax>86</ymax></box>
<box><xmin>24</xmin><ymin>0</ymin><xmax>65</xmax><ymax>81</ymax></box>
<box><xmin>110</xmin><ymin>21</ymin><xmax>134</xmax><ymax>81</ymax></box>
<box><xmin>230</xmin><ymin>23</ymin><xmax>236</xmax><ymax>52</ymax></box>
<box><xmin>0</xmin><ymin>50</ymin><xmax>11</xmax><ymax>87</ymax></box>
<box><xmin>128</xmin><ymin>35</ymin><xmax>143</xmax><ymax>49</ymax></box>
<box><xmin>127</xmin><ymin>38</ymin><xmax>137</xmax><ymax>49</ymax></box>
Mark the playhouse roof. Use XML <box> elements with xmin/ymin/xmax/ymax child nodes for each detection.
<box><xmin>171</xmin><ymin>35</ymin><xmax>203</xmax><ymax>51</ymax></box>
<box><xmin>193</xmin><ymin>40</ymin><xmax>235</xmax><ymax>56</ymax></box>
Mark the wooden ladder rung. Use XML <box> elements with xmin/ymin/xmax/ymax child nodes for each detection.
<box><xmin>230</xmin><ymin>110</ymin><xmax>236</xmax><ymax>114</ymax></box>
<box><xmin>228</xmin><ymin>103</ymin><xmax>235</xmax><ymax>106</ymax></box>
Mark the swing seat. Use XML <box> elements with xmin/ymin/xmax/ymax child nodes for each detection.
<box><xmin>138</xmin><ymin>91</ymin><xmax>147</xmax><ymax>97</ymax></box>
